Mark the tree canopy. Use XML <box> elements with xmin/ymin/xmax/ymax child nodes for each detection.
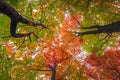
<box><xmin>0</xmin><ymin>0</ymin><xmax>120</xmax><ymax>80</ymax></box>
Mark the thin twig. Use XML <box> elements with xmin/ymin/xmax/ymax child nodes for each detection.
<box><xmin>17</xmin><ymin>37</ymin><xmax>25</xmax><ymax>50</ymax></box>
<box><xmin>28</xmin><ymin>68</ymin><xmax>51</xmax><ymax>71</ymax></box>
<box><xmin>73</xmin><ymin>16</ymin><xmax>81</xmax><ymax>28</ymax></box>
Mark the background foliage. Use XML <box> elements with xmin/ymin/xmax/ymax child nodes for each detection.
<box><xmin>0</xmin><ymin>0</ymin><xmax>120</xmax><ymax>80</ymax></box>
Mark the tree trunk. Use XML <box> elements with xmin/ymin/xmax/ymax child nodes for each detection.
<box><xmin>51</xmin><ymin>66</ymin><xmax>56</xmax><ymax>80</ymax></box>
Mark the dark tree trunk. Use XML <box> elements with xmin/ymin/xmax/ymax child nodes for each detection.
<box><xmin>75</xmin><ymin>21</ymin><xmax>120</xmax><ymax>36</ymax></box>
<box><xmin>51</xmin><ymin>67</ymin><xmax>56</xmax><ymax>80</ymax></box>
<box><xmin>0</xmin><ymin>0</ymin><xmax>46</xmax><ymax>38</ymax></box>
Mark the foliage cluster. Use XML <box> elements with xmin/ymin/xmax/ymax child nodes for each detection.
<box><xmin>0</xmin><ymin>0</ymin><xmax>120</xmax><ymax>80</ymax></box>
